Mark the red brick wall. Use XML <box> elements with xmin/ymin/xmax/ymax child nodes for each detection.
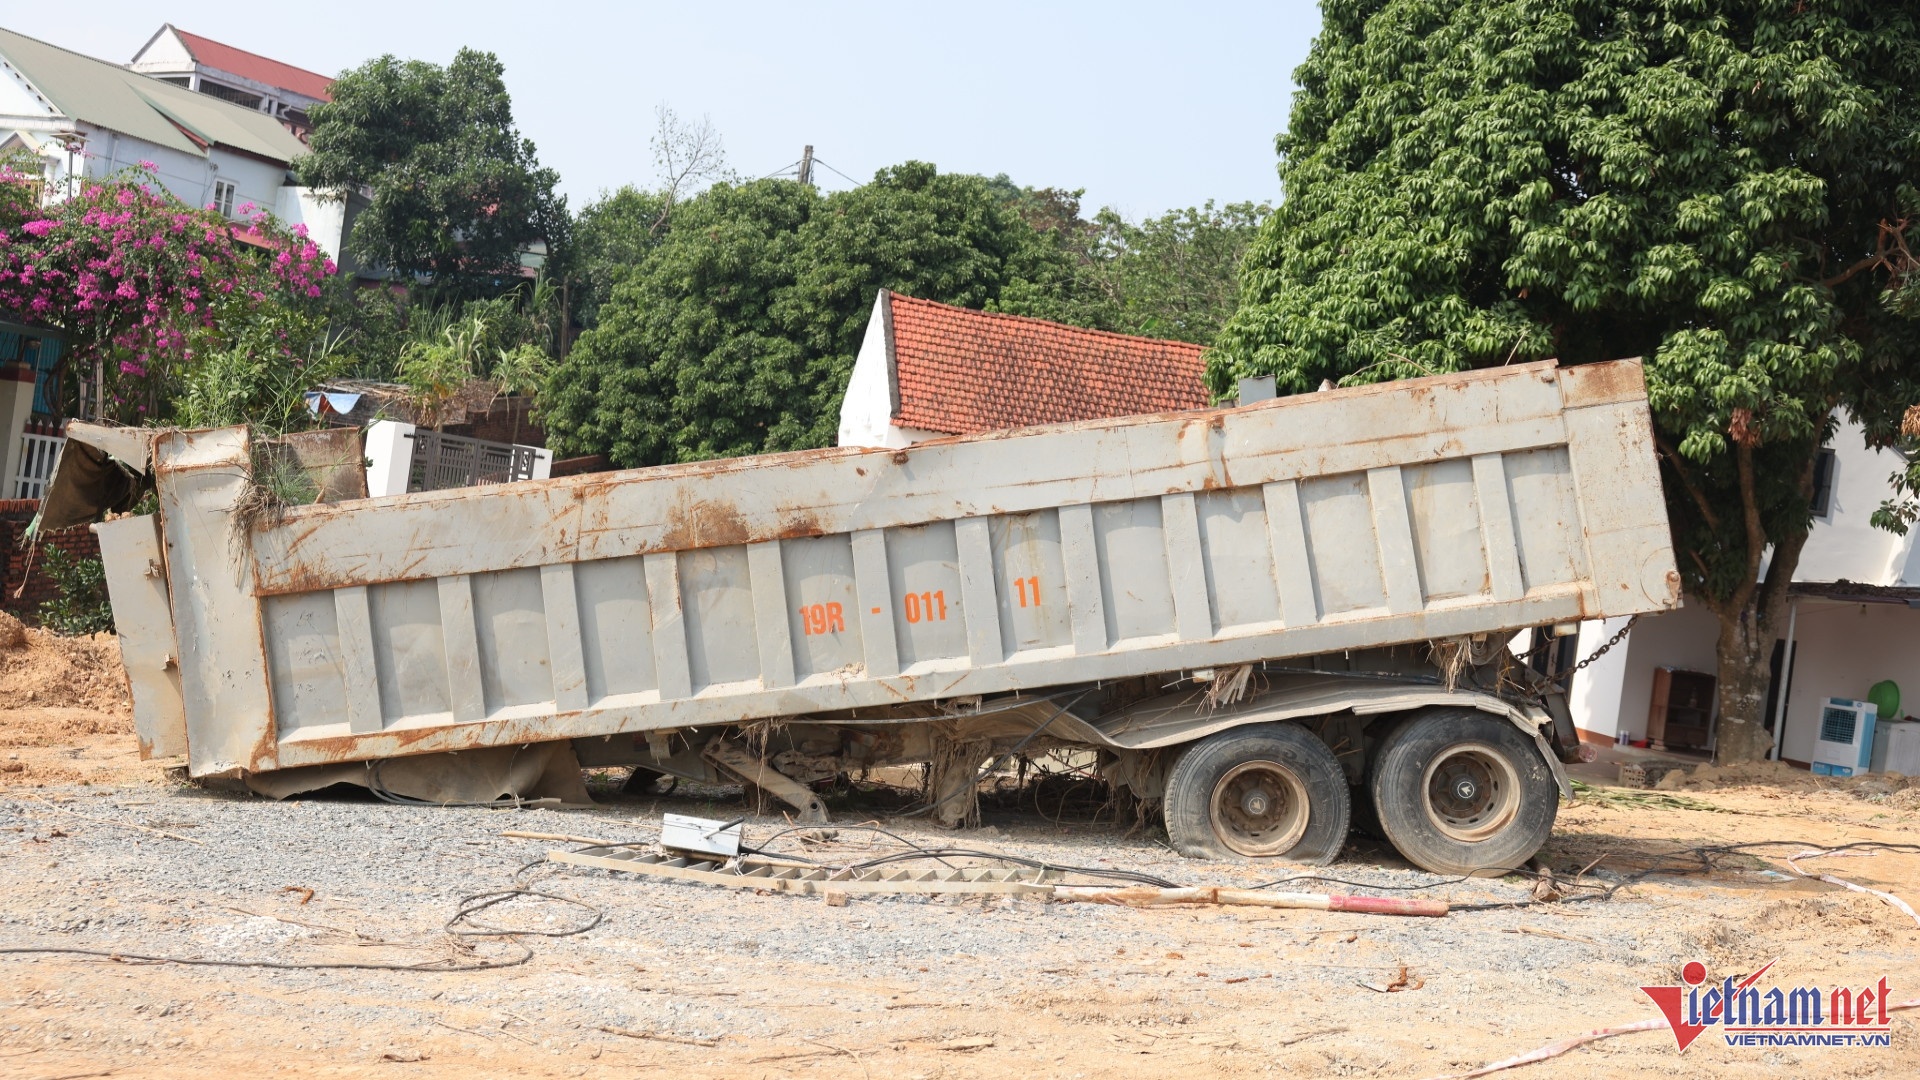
<box><xmin>0</xmin><ymin>499</ymin><xmax>103</xmax><ymax>619</ymax></box>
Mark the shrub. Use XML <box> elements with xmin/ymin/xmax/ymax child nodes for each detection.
<box><xmin>36</xmin><ymin>545</ymin><xmax>114</xmax><ymax>636</ymax></box>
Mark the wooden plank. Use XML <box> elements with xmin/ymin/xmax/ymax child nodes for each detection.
<box><xmin>644</xmin><ymin>553</ymin><xmax>693</xmax><ymax>700</ymax></box>
<box><xmin>1058</xmin><ymin>503</ymin><xmax>1108</xmax><ymax>655</ymax></box>
<box><xmin>851</xmin><ymin>529</ymin><xmax>899</xmax><ymax>678</ymax></box>
<box><xmin>1161</xmin><ymin>493</ymin><xmax>1213</xmax><ymax>641</ymax></box>
<box><xmin>1367</xmin><ymin>467</ymin><xmax>1423</xmax><ymax>615</ymax></box>
<box><xmin>438</xmin><ymin>575</ymin><xmax>486</xmax><ymax>721</ymax></box>
<box><xmin>954</xmin><ymin>517</ymin><xmax>1002</xmax><ymax>667</ymax></box>
<box><xmin>1472</xmin><ymin>453</ymin><xmax>1526</xmax><ymax>603</ymax></box>
<box><xmin>746</xmin><ymin>541</ymin><xmax>796</xmax><ymax>688</ymax></box>
<box><xmin>334</xmin><ymin>585</ymin><xmax>383</xmax><ymax>734</ymax></box>
<box><xmin>540</xmin><ymin>564</ymin><xmax>590</xmax><ymax>712</ymax></box>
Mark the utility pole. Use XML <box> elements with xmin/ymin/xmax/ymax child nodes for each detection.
<box><xmin>798</xmin><ymin>145</ymin><xmax>814</xmax><ymax>187</ymax></box>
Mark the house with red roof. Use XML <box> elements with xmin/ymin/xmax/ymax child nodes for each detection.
<box><xmin>128</xmin><ymin>24</ymin><xmax>331</xmax><ymax>135</ymax></box>
<box><xmin>836</xmin><ymin>290</ymin><xmax>1212</xmax><ymax>448</ymax></box>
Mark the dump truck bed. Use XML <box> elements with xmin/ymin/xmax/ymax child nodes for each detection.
<box><xmin>92</xmin><ymin>359</ymin><xmax>1678</xmax><ymax>777</ymax></box>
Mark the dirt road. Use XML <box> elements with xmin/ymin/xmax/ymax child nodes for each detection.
<box><xmin>2</xmin><ymin>632</ymin><xmax>1917</xmax><ymax>1078</ymax></box>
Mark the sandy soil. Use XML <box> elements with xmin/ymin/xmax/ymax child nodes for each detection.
<box><xmin>0</xmin><ymin>627</ymin><xmax>145</xmax><ymax>791</ymax></box>
<box><xmin>1</xmin><ymin>631</ymin><xmax>1916</xmax><ymax>1079</ymax></box>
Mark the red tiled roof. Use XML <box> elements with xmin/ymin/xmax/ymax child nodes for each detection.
<box><xmin>885</xmin><ymin>292</ymin><xmax>1210</xmax><ymax>436</ymax></box>
<box><xmin>175</xmin><ymin>29</ymin><xmax>332</xmax><ymax>102</ymax></box>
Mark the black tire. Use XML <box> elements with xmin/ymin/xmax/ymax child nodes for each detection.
<box><xmin>1369</xmin><ymin>709</ymin><xmax>1558</xmax><ymax>876</ymax></box>
<box><xmin>1163</xmin><ymin>723</ymin><xmax>1350</xmax><ymax>864</ymax></box>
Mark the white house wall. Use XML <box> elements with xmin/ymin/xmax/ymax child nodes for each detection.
<box><xmin>7</xmin><ymin>117</ymin><xmax>291</xmax><ymax>223</ymax></box>
<box><xmin>274</xmin><ymin>187</ymin><xmax>348</xmax><ymax>262</ymax></box>
<box><xmin>129</xmin><ymin>27</ymin><xmax>195</xmax><ymax>69</ymax></box>
<box><xmin>837</xmin><ymin>293</ymin><xmax>905</xmax><ymax>448</ymax></box>
<box><xmin>1794</xmin><ymin>418</ymin><xmax>1915</xmax><ymax>585</ymax></box>
<box><xmin>77</xmin><ymin>126</ymin><xmax>217</xmax><ymax>206</ymax></box>
<box><xmin>1568</xmin><ymin>416</ymin><xmax>1920</xmax><ymax>761</ymax></box>
<box><xmin>1775</xmin><ymin>601</ymin><xmax>1920</xmax><ymax>764</ymax></box>
<box><xmin>836</xmin><ymin>293</ymin><xmax>959</xmax><ymax>449</ymax></box>
<box><xmin>1568</xmin><ymin>616</ymin><xmax>1630</xmax><ymax>740</ymax></box>
<box><xmin>0</xmin><ymin>56</ymin><xmax>54</xmax><ymax>117</ymax></box>
<box><xmin>1570</xmin><ymin>601</ymin><xmax>1720</xmax><ymax>742</ymax></box>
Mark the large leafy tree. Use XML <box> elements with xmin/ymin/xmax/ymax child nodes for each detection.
<box><xmin>1087</xmin><ymin>201</ymin><xmax>1270</xmax><ymax>344</ymax></box>
<box><xmin>986</xmin><ymin>179</ymin><xmax>1271</xmax><ymax>344</ymax></box>
<box><xmin>569</xmin><ymin>185</ymin><xmax>671</xmax><ymax>330</ymax></box>
<box><xmin>543</xmin><ymin>163</ymin><xmax>1083</xmax><ymax>465</ymax></box>
<box><xmin>1210</xmin><ymin>1</ymin><xmax>1920</xmax><ymax>762</ymax></box>
<box><xmin>300</xmin><ymin>49</ymin><xmax>566</xmax><ymax>294</ymax></box>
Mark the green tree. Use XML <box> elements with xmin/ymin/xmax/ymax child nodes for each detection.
<box><xmin>1211</xmin><ymin>1</ymin><xmax>1920</xmax><ymax>763</ymax></box>
<box><xmin>983</xmin><ymin>178</ymin><xmax>1270</xmax><ymax>342</ymax></box>
<box><xmin>1088</xmin><ymin>201</ymin><xmax>1270</xmax><ymax>344</ymax></box>
<box><xmin>300</xmin><ymin>49</ymin><xmax>567</xmax><ymax>294</ymax></box>
<box><xmin>569</xmin><ymin>185</ymin><xmax>671</xmax><ymax>328</ymax></box>
<box><xmin>544</xmin><ymin>163</ymin><xmax>1088</xmax><ymax>466</ymax></box>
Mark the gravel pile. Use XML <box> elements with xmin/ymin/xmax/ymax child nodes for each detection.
<box><xmin>0</xmin><ymin>779</ymin><xmax>1778</xmax><ymax>1066</ymax></box>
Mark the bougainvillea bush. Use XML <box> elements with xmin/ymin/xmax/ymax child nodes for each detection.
<box><xmin>0</xmin><ymin>165</ymin><xmax>335</xmax><ymax>422</ymax></box>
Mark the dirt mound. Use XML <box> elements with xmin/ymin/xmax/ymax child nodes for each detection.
<box><xmin>1654</xmin><ymin>760</ymin><xmax>1816</xmax><ymax>792</ymax></box>
<box><xmin>1654</xmin><ymin>760</ymin><xmax>1915</xmax><ymax>806</ymax></box>
<box><xmin>0</xmin><ymin>610</ymin><xmax>25</xmax><ymax>648</ymax></box>
<box><xmin>0</xmin><ymin>628</ymin><xmax>131</xmax><ymax>716</ymax></box>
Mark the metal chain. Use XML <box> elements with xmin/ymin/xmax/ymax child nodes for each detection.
<box><xmin>1569</xmin><ymin>614</ymin><xmax>1640</xmax><ymax>675</ymax></box>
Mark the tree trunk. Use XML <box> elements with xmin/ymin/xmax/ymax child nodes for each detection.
<box><xmin>1712</xmin><ymin>610</ymin><xmax>1777</xmax><ymax>763</ymax></box>
<box><xmin>1709</xmin><ymin>507</ymin><xmax>1812</xmax><ymax>765</ymax></box>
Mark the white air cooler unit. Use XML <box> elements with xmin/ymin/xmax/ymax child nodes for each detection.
<box><xmin>1813</xmin><ymin>698</ymin><xmax>1877</xmax><ymax>775</ymax></box>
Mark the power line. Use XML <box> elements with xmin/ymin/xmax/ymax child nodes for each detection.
<box><xmin>809</xmin><ymin>157</ymin><xmax>862</xmax><ymax>188</ymax></box>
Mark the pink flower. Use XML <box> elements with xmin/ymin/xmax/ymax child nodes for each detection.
<box><xmin>21</xmin><ymin>219</ymin><xmax>55</xmax><ymax>237</ymax></box>
<box><xmin>139</xmin><ymin>160</ymin><xmax>156</xmax><ymax>170</ymax></box>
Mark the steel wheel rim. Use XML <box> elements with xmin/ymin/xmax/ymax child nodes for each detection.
<box><xmin>1421</xmin><ymin>742</ymin><xmax>1520</xmax><ymax>843</ymax></box>
<box><xmin>1209</xmin><ymin>760</ymin><xmax>1310</xmax><ymax>857</ymax></box>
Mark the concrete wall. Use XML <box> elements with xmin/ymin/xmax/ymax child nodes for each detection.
<box><xmin>1775</xmin><ymin>600</ymin><xmax>1920</xmax><ymax>765</ymax></box>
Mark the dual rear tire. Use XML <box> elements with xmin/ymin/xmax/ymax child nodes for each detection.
<box><xmin>1162</xmin><ymin>710</ymin><xmax>1557</xmax><ymax>874</ymax></box>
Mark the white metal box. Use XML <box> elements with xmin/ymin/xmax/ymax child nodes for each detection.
<box><xmin>1870</xmin><ymin>718</ymin><xmax>1920</xmax><ymax>776</ymax></box>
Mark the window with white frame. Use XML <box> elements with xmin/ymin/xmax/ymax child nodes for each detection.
<box><xmin>213</xmin><ymin>179</ymin><xmax>236</xmax><ymax>218</ymax></box>
<box><xmin>1810</xmin><ymin>448</ymin><xmax>1838</xmax><ymax>519</ymax></box>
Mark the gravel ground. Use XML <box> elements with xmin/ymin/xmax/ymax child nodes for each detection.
<box><xmin>1</xmin><ymin>774</ymin><xmax>1917</xmax><ymax>1079</ymax></box>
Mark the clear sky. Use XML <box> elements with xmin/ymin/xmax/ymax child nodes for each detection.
<box><xmin>9</xmin><ymin>2</ymin><xmax>1322</xmax><ymax>218</ymax></box>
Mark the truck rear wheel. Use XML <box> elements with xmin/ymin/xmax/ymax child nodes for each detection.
<box><xmin>1163</xmin><ymin>723</ymin><xmax>1349</xmax><ymax>863</ymax></box>
<box><xmin>1369</xmin><ymin>710</ymin><xmax>1557</xmax><ymax>876</ymax></box>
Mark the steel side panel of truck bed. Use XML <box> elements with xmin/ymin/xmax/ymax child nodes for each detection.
<box><xmin>120</xmin><ymin>359</ymin><xmax>1678</xmax><ymax>775</ymax></box>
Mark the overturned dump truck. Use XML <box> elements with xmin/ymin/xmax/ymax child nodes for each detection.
<box><xmin>59</xmin><ymin>358</ymin><xmax>1678</xmax><ymax>875</ymax></box>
